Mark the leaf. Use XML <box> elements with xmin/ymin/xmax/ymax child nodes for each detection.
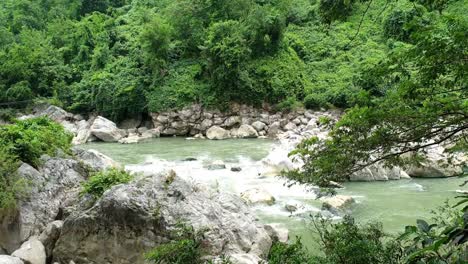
<box><xmin>417</xmin><ymin>219</ymin><xmax>430</xmax><ymax>233</ymax></box>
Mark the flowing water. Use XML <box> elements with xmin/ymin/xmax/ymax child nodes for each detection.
<box><xmin>84</xmin><ymin>138</ymin><xmax>466</xmax><ymax>250</ymax></box>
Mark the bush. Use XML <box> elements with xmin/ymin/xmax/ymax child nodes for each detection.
<box><xmin>268</xmin><ymin>238</ymin><xmax>313</xmax><ymax>264</ymax></box>
<box><xmin>0</xmin><ymin>117</ymin><xmax>73</xmax><ymax>167</ymax></box>
<box><xmin>81</xmin><ymin>168</ymin><xmax>133</xmax><ymax>198</ymax></box>
<box><xmin>145</xmin><ymin>223</ymin><xmax>209</xmax><ymax>264</ymax></box>
<box><xmin>383</xmin><ymin>9</ymin><xmax>416</xmax><ymax>42</ymax></box>
<box><xmin>312</xmin><ymin>215</ymin><xmax>403</xmax><ymax>264</ymax></box>
<box><xmin>304</xmin><ymin>93</ymin><xmax>326</xmax><ymax>109</ymax></box>
<box><xmin>0</xmin><ymin>152</ymin><xmax>28</xmax><ymax>211</ymax></box>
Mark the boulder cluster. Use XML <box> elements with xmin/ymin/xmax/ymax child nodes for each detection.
<box><xmin>0</xmin><ymin>149</ymin><xmax>282</xmax><ymax>264</ymax></box>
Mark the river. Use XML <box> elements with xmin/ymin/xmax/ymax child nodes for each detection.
<box><xmin>83</xmin><ymin>137</ymin><xmax>466</xmax><ymax>251</ymax></box>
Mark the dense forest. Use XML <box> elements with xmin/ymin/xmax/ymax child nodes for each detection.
<box><xmin>1</xmin><ymin>0</ymin><xmax>465</xmax><ymax>121</ymax></box>
<box><xmin>0</xmin><ymin>0</ymin><xmax>467</xmax><ymax>263</ymax></box>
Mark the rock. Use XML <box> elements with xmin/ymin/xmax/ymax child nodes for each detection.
<box><xmin>240</xmin><ymin>188</ymin><xmax>275</xmax><ymax>206</ymax></box>
<box><xmin>264</xmin><ymin>224</ymin><xmax>289</xmax><ymax>243</ymax></box>
<box><xmin>251</xmin><ymin>121</ymin><xmax>266</xmax><ymax>132</ymax></box>
<box><xmin>183</xmin><ymin>157</ymin><xmax>197</xmax><ymax>161</ymax></box>
<box><xmin>12</xmin><ymin>237</ymin><xmax>46</xmax><ymax>264</ymax></box>
<box><xmin>118</xmin><ymin>134</ymin><xmax>153</xmax><ymax>144</ymax></box>
<box><xmin>228</xmin><ymin>254</ymin><xmax>262</xmax><ymax>264</ymax></box>
<box><xmin>206</xmin><ymin>160</ymin><xmax>226</xmax><ymax>170</ymax></box>
<box><xmin>231</xmin><ymin>166</ymin><xmax>242</xmax><ymax>172</ymax></box>
<box><xmin>0</xmin><ymin>158</ymin><xmax>87</xmax><ymax>253</ymax></box>
<box><xmin>53</xmin><ymin>172</ymin><xmax>271</xmax><ymax>264</ymax></box>
<box><xmin>118</xmin><ymin>116</ymin><xmax>142</xmax><ymax>129</ymax></box>
<box><xmin>261</xmin><ymin>150</ymin><xmax>295</xmax><ymax>176</ymax></box>
<box><xmin>455</xmin><ymin>190</ymin><xmax>468</xmax><ymax>195</ymax></box>
<box><xmin>283</xmin><ymin>122</ymin><xmax>297</xmax><ymax>131</ymax></box>
<box><xmin>284</xmin><ymin>204</ymin><xmax>298</xmax><ymax>213</ymax></box>
<box><xmin>38</xmin><ymin>105</ymin><xmax>71</xmax><ymax>122</ymax></box>
<box><xmin>321</xmin><ymin>195</ymin><xmax>355</xmax><ymax>214</ymax></box>
<box><xmin>325</xmin><ymin>181</ymin><xmax>345</xmax><ymax>189</ymax></box>
<box><xmin>137</xmin><ymin>127</ymin><xmax>148</xmax><ymax>134</ymax></box>
<box><xmin>90</xmin><ymin>116</ymin><xmax>125</xmax><ymax>142</ymax></box>
<box><xmin>223</xmin><ymin>116</ymin><xmax>241</xmax><ymax>127</ymax></box>
<box><xmin>232</xmin><ymin>125</ymin><xmax>258</xmax><ymax>139</ymax></box>
<box><xmin>350</xmin><ymin>164</ymin><xmax>410</xmax><ymax>181</ymax></box>
<box><xmin>206</xmin><ymin>126</ymin><xmax>230</xmax><ymax>140</ymax></box>
<box><xmin>194</xmin><ymin>133</ymin><xmax>205</xmax><ymax>139</ymax></box>
<box><xmin>38</xmin><ymin>221</ymin><xmax>63</xmax><ymax>259</ymax></box>
<box><xmin>72</xmin><ymin>148</ymin><xmax>119</xmax><ymax>171</ymax></box>
<box><xmin>267</xmin><ymin>122</ymin><xmax>282</xmax><ymax>137</ymax></box>
<box><xmin>0</xmin><ymin>256</ymin><xmax>24</xmax><ymax>264</ymax></box>
<box><xmin>407</xmin><ymin>147</ymin><xmax>466</xmax><ymax>178</ymax></box>
<box><xmin>200</xmin><ymin>119</ymin><xmax>213</xmax><ymax>131</ymax></box>
<box><xmin>72</xmin><ymin>120</ymin><xmax>91</xmax><ymax>145</ymax></box>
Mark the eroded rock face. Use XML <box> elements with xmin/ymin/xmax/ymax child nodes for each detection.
<box><xmin>53</xmin><ymin>172</ymin><xmax>272</xmax><ymax>264</ymax></box>
<box><xmin>350</xmin><ymin>164</ymin><xmax>410</xmax><ymax>182</ymax></box>
<box><xmin>0</xmin><ymin>157</ymin><xmax>88</xmax><ymax>253</ymax></box>
<box><xmin>90</xmin><ymin>116</ymin><xmax>125</xmax><ymax>142</ymax></box>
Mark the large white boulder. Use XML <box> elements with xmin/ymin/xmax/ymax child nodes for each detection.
<box><xmin>232</xmin><ymin>125</ymin><xmax>258</xmax><ymax>138</ymax></box>
<box><xmin>240</xmin><ymin>188</ymin><xmax>276</xmax><ymax>206</ymax></box>
<box><xmin>320</xmin><ymin>195</ymin><xmax>355</xmax><ymax>214</ymax></box>
<box><xmin>12</xmin><ymin>237</ymin><xmax>46</xmax><ymax>264</ymax></box>
<box><xmin>53</xmin><ymin>172</ymin><xmax>272</xmax><ymax>263</ymax></box>
<box><xmin>90</xmin><ymin>116</ymin><xmax>125</xmax><ymax>142</ymax></box>
<box><xmin>72</xmin><ymin>148</ymin><xmax>119</xmax><ymax>171</ymax></box>
<box><xmin>206</xmin><ymin>126</ymin><xmax>231</xmax><ymax>140</ymax></box>
<box><xmin>0</xmin><ymin>256</ymin><xmax>24</xmax><ymax>264</ymax></box>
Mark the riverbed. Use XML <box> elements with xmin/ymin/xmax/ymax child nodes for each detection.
<box><xmin>84</xmin><ymin>137</ymin><xmax>466</xmax><ymax>250</ymax></box>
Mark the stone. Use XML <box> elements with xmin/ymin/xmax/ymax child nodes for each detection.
<box><xmin>12</xmin><ymin>237</ymin><xmax>46</xmax><ymax>264</ymax></box>
<box><xmin>206</xmin><ymin>126</ymin><xmax>230</xmax><ymax>140</ymax></box>
<box><xmin>72</xmin><ymin>120</ymin><xmax>91</xmax><ymax>145</ymax></box>
<box><xmin>72</xmin><ymin>148</ymin><xmax>119</xmax><ymax>171</ymax></box>
<box><xmin>283</xmin><ymin>122</ymin><xmax>297</xmax><ymax>131</ymax></box>
<box><xmin>228</xmin><ymin>254</ymin><xmax>262</xmax><ymax>264</ymax></box>
<box><xmin>231</xmin><ymin>166</ymin><xmax>242</xmax><ymax>172</ymax></box>
<box><xmin>0</xmin><ymin>158</ymin><xmax>87</xmax><ymax>253</ymax></box>
<box><xmin>321</xmin><ymin>195</ymin><xmax>355</xmax><ymax>214</ymax></box>
<box><xmin>118</xmin><ymin>116</ymin><xmax>142</xmax><ymax>129</ymax></box>
<box><xmin>251</xmin><ymin>121</ymin><xmax>267</xmax><ymax>132</ymax></box>
<box><xmin>264</xmin><ymin>224</ymin><xmax>289</xmax><ymax>243</ymax></box>
<box><xmin>206</xmin><ymin>160</ymin><xmax>226</xmax><ymax>170</ymax></box>
<box><xmin>284</xmin><ymin>204</ymin><xmax>298</xmax><ymax>213</ymax></box>
<box><xmin>90</xmin><ymin>116</ymin><xmax>125</xmax><ymax>142</ymax></box>
<box><xmin>37</xmin><ymin>105</ymin><xmax>71</xmax><ymax>122</ymax></box>
<box><xmin>407</xmin><ymin>146</ymin><xmax>466</xmax><ymax>178</ymax></box>
<box><xmin>350</xmin><ymin>164</ymin><xmax>410</xmax><ymax>182</ymax></box>
<box><xmin>240</xmin><ymin>188</ymin><xmax>275</xmax><ymax>206</ymax></box>
<box><xmin>38</xmin><ymin>221</ymin><xmax>63</xmax><ymax>259</ymax></box>
<box><xmin>0</xmin><ymin>256</ymin><xmax>24</xmax><ymax>264</ymax></box>
<box><xmin>223</xmin><ymin>116</ymin><xmax>242</xmax><ymax>127</ymax></box>
<box><xmin>53</xmin><ymin>172</ymin><xmax>271</xmax><ymax>264</ymax></box>
<box><xmin>156</xmin><ymin>115</ymin><xmax>169</xmax><ymax>124</ymax></box>
<box><xmin>267</xmin><ymin>122</ymin><xmax>282</xmax><ymax>137</ymax></box>
<box><xmin>137</xmin><ymin>127</ymin><xmax>148</xmax><ymax>134</ymax></box>
<box><xmin>232</xmin><ymin>125</ymin><xmax>258</xmax><ymax>138</ymax></box>
<box><xmin>194</xmin><ymin>133</ymin><xmax>205</xmax><ymax>139</ymax></box>
<box><xmin>200</xmin><ymin>119</ymin><xmax>214</xmax><ymax>131</ymax></box>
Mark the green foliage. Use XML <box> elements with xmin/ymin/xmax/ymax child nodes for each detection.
<box><xmin>312</xmin><ymin>215</ymin><xmax>403</xmax><ymax>264</ymax></box>
<box><xmin>319</xmin><ymin>0</ymin><xmax>356</xmax><ymax>24</ymax></box>
<box><xmin>145</xmin><ymin>223</ymin><xmax>209</xmax><ymax>264</ymax></box>
<box><xmin>287</xmin><ymin>5</ymin><xmax>468</xmax><ymax>186</ymax></box>
<box><xmin>268</xmin><ymin>238</ymin><xmax>313</xmax><ymax>264</ymax></box>
<box><xmin>81</xmin><ymin>168</ymin><xmax>133</xmax><ymax>198</ymax></box>
<box><xmin>383</xmin><ymin>9</ymin><xmax>417</xmax><ymax>42</ymax></box>
<box><xmin>0</xmin><ymin>117</ymin><xmax>73</xmax><ymax>168</ymax></box>
<box><xmin>0</xmin><ymin>152</ymin><xmax>28</xmax><ymax>211</ymax></box>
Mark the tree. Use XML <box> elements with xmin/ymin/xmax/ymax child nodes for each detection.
<box><xmin>287</xmin><ymin>9</ymin><xmax>467</xmax><ymax>186</ymax></box>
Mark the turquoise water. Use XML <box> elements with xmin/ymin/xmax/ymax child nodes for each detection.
<box><xmin>84</xmin><ymin>138</ymin><xmax>466</xmax><ymax>250</ymax></box>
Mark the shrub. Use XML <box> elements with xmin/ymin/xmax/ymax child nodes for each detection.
<box><xmin>0</xmin><ymin>152</ymin><xmax>28</xmax><ymax>211</ymax></box>
<box><xmin>268</xmin><ymin>238</ymin><xmax>313</xmax><ymax>264</ymax></box>
<box><xmin>304</xmin><ymin>93</ymin><xmax>326</xmax><ymax>109</ymax></box>
<box><xmin>319</xmin><ymin>0</ymin><xmax>355</xmax><ymax>24</ymax></box>
<box><xmin>81</xmin><ymin>168</ymin><xmax>133</xmax><ymax>198</ymax></box>
<box><xmin>145</xmin><ymin>223</ymin><xmax>209</xmax><ymax>264</ymax></box>
<box><xmin>383</xmin><ymin>9</ymin><xmax>417</xmax><ymax>42</ymax></box>
<box><xmin>312</xmin><ymin>215</ymin><xmax>403</xmax><ymax>264</ymax></box>
<box><xmin>0</xmin><ymin>117</ymin><xmax>73</xmax><ymax>167</ymax></box>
